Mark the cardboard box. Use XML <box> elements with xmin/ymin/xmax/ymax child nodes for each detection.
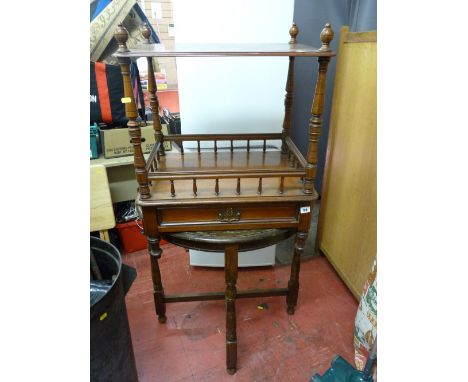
<box><xmin>101</xmin><ymin>123</ymin><xmax>172</xmax><ymax>159</ymax></box>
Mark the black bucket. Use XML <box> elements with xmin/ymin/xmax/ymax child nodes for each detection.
<box><xmin>90</xmin><ymin>237</ymin><xmax>138</xmax><ymax>382</ymax></box>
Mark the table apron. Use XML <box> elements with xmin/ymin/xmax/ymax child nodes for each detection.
<box><xmin>156</xmin><ymin>203</ymin><xmax>303</xmax><ymax>231</ymax></box>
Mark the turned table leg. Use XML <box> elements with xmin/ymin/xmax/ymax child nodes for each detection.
<box><xmin>225</xmin><ymin>245</ymin><xmax>238</xmax><ymax>374</ymax></box>
<box><xmin>287</xmin><ymin>231</ymin><xmax>307</xmax><ymax>314</ymax></box>
<box><xmin>148</xmin><ymin>236</ymin><xmax>167</xmax><ymax>323</ymax></box>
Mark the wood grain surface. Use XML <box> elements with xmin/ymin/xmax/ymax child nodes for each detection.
<box><xmin>90</xmin><ymin>164</ymin><xmax>116</xmax><ymax>232</ymax></box>
<box><xmin>113</xmin><ymin>42</ymin><xmax>336</xmax><ymax>58</ymax></box>
<box><xmin>316</xmin><ymin>27</ymin><xmax>377</xmax><ymax>299</ymax></box>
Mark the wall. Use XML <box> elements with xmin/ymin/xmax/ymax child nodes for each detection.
<box><xmin>172</xmin><ymin>0</ymin><xmax>294</xmax><ymax>140</ymax></box>
<box><xmin>138</xmin><ymin>0</ymin><xmax>178</xmax><ymax>89</ymax></box>
<box><xmin>291</xmin><ymin>0</ymin><xmax>376</xmax><ymax>193</ymax></box>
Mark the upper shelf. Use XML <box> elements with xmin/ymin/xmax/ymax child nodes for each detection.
<box><xmin>113</xmin><ymin>42</ymin><xmax>336</xmax><ymax>58</ymax></box>
<box><xmin>113</xmin><ymin>22</ymin><xmax>336</xmax><ymax>60</ymax></box>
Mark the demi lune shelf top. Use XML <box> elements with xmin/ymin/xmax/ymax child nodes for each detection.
<box><xmin>113</xmin><ymin>42</ymin><xmax>335</xmax><ymax>58</ymax></box>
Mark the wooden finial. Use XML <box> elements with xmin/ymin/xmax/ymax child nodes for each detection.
<box><xmin>319</xmin><ymin>22</ymin><xmax>334</xmax><ymax>51</ymax></box>
<box><xmin>141</xmin><ymin>22</ymin><xmax>151</xmax><ymax>44</ymax></box>
<box><xmin>289</xmin><ymin>22</ymin><xmax>299</xmax><ymax>44</ymax></box>
<box><xmin>114</xmin><ymin>23</ymin><xmax>129</xmax><ymax>52</ymax></box>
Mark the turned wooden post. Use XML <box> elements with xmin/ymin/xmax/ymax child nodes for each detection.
<box><xmin>282</xmin><ymin>22</ymin><xmax>298</xmax><ymax>153</ymax></box>
<box><xmin>287</xmin><ymin>202</ymin><xmax>312</xmax><ymax>314</ymax></box>
<box><xmin>115</xmin><ymin>23</ymin><xmax>151</xmax><ymax>199</ymax></box>
<box><xmin>143</xmin><ymin>207</ymin><xmax>167</xmax><ymax>323</ymax></box>
<box><xmin>142</xmin><ymin>23</ymin><xmax>165</xmax><ymax>157</ymax></box>
<box><xmin>225</xmin><ymin>245</ymin><xmax>238</xmax><ymax>374</ymax></box>
<box><xmin>148</xmin><ymin>236</ymin><xmax>166</xmax><ymax>322</ymax></box>
<box><xmin>303</xmin><ymin>23</ymin><xmax>334</xmax><ymax>195</ymax></box>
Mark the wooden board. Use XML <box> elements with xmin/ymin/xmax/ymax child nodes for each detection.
<box><xmin>90</xmin><ymin>164</ymin><xmax>116</xmax><ymax>232</ymax></box>
<box><xmin>316</xmin><ymin>27</ymin><xmax>377</xmax><ymax>299</ymax></box>
<box><xmin>148</xmin><ymin>176</ymin><xmax>308</xmax><ymax>205</ymax></box>
<box><xmin>91</xmin><ymin>153</ymin><xmax>149</xmax><ymax>168</ymax></box>
<box><xmin>113</xmin><ymin>42</ymin><xmax>336</xmax><ymax>58</ymax></box>
<box><xmin>155</xmin><ymin>150</ymin><xmax>296</xmax><ymax>173</ymax></box>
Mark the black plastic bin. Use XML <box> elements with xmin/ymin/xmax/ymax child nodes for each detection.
<box><xmin>90</xmin><ymin>237</ymin><xmax>138</xmax><ymax>382</ymax></box>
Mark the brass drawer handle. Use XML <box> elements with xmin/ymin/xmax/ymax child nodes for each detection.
<box><xmin>218</xmin><ymin>208</ymin><xmax>241</xmax><ymax>222</ymax></box>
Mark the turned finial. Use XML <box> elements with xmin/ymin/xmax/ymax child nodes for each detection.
<box><xmin>114</xmin><ymin>23</ymin><xmax>129</xmax><ymax>52</ymax></box>
<box><xmin>319</xmin><ymin>23</ymin><xmax>334</xmax><ymax>51</ymax></box>
<box><xmin>141</xmin><ymin>22</ymin><xmax>151</xmax><ymax>44</ymax></box>
<box><xmin>289</xmin><ymin>22</ymin><xmax>299</xmax><ymax>44</ymax></box>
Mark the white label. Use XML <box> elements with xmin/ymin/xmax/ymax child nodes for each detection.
<box><xmin>168</xmin><ymin>23</ymin><xmax>175</xmax><ymax>37</ymax></box>
<box><xmin>300</xmin><ymin>206</ymin><xmax>310</xmax><ymax>214</ymax></box>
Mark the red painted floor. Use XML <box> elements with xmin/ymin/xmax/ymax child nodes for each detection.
<box><xmin>123</xmin><ymin>244</ymin><xmax>358</xmax><ymax>382</ymax></box>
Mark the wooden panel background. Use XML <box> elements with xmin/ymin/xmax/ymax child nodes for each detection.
<box><xmin>316</xmin><ymin>27</ymin><xmax>377</xmax><ymax>299</ymax></box>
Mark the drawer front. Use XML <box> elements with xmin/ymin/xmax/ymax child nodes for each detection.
<box><xmin>158</xmin><ymin>203</ymin><xmax>300</xmax><ymax>229</ymax></box>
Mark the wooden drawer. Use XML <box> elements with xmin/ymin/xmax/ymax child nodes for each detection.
<box><xmin>157</xmin><ymin>203</ymin><xmax>300</xmax><ymax>230</ymax></box>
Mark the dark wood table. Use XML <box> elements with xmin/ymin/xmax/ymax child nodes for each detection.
<box><xmin>113</xmin><ymin>21</ymin><xmax>335</xmax><ymax>374</ymax></box>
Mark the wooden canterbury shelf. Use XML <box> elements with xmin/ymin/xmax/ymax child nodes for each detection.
<box><xmin>140</xmin><ymin>132</ymin><xmax>311</xmax><ymax>205</ymax></box>
<box><xmin>112</xmin><ymin>21</ymin><xmax>336</xmax><ymax>374</ymax></box>
<box><xmin>113</xmin><ymin>21</ymin><xmax>335</xmax><ymax>203</ymax></box>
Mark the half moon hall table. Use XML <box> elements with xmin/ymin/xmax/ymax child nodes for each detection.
<box><xmin>113</xmin><ymin>21</ymin><xmax>335</xmax><ymax>374</ymax></box>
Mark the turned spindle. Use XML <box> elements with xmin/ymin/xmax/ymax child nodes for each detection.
<box><xmin>215</xmin><ymin>178</ymin><xmax>219</xmax><ymax>195</ymax></box>
<box><xmin>236</xmin><ymin>178</ymin><xmax>241</xmax><ymax>195</ymax></box>
<box><xmin>282</xmin><ymin>22</ymin><xmax>298</xmax><ymax>153</ymax></box>
<box><xmin>115</xmin><ymin>24</ymin><xmax>150</xmax><ymax>198</ymax></box>
<box><xmin>147</xmin><ymin>233</ymin><xmax>166</xmax><ymax>323</ymax></box>
<box><xmin>193</xmin><ymin>179</ymin><xmax>198</xmax><ymax>196</ymax></box>
<box><xmin>114</xmin><ymin>22</ymin><xmax>130</xmax><ymax>53</ymax></box>
<box><xmin>279</xmin><ymin>177</ymin><xmax>285</xmax><ymax>194</ymax></box>
<box><xmin>170</xmin><ymin>180</ymin><xmax>175</xmax><ymax>197</ymax></box>
<box><xmin>225</xmin><ymin>245</ymin><xmax>238</xmax><ymax>374</ymax></box>
<box><xmin>141</xmin><ymin>22</ymin><xmax>151</xmax><ymax>44</ymax></box>
<box><xmin>319</xmin><ymin>23</ymin><xmax>334</xmax><ymax>52</ymax></box>
<box><xmin>304</xmin><ymin>23</ymin><xmax>334</xmax><ymax>194</ymax></box>
<box><xmin>289</xmin><ymin>22</ymin><xmax>299</xmax><ymax>45</ymax></box>
<box><xmin>143</xmin><ymin>25</ymin><xmax>165</xmax><ymax>157</ymax></box>
<box><xmin>287</xmin><ymin>231</ymin><xmax>307</xmax><ymax>314</ymax></box>
<box><xmin>289</xmin><ymin>153</ymin><xmax>296</xmax><ymax>167</ymax></box>
<box><xmin>257</xmin><ymin>178</ymin><xmax>263</xmax><ymax>195</ymax></box>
